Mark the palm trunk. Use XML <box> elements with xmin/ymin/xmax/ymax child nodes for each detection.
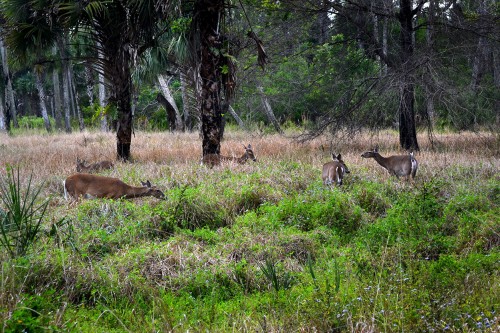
<box><xmin>84</xmin><ymin>64</ymin><xmax>94</xmax><ymax>106</ymax></box>
<box><xmin>157</xmin><ymin>74</ymin><xmax>183</xmax><ymax>131</ymax></box>
<box><xmin>0</xmin><ymin>93</ymin><xmax>5</xmax><ymax>132</ymax></box>
<box><xmin>0</xmin><ymin>35</ymin><xmax>18</xmax><ymax>130</ymax></box>
<box><xmin>52</xmin><ymin>66</ymin><xmax>64</xmax><ymax>130</ymax></box>
<box><xmin>57</xmin><ymin>35</ymin><xmax>72</xmax><ymax>133</ymax></box>
<box><xmin>108</xmin><ymin>48</ymin><xmax>133</xmax><ymax>161</ymax></box>
<box><xmin>179</xmin><ymin>66</ymin><xmax>197</xmax><ymax>131</ymax></box>
<box><xmin>69</xmin><ymin>65</ymin><xmax>85</xmax><ymax>131</ymax></box>
<box><xmin>35</xmin><ymin>70</ymin><xmax>52</xmax><ymax>133</ymax></box>
<box><xmin>97</xmin><ymin>45</ymin><xmax>109</xmax><ymax>132</ymax></box>
<box><xmin>196</xmin><ymin>0</ymin><xmax>225</xmax><ymax>156</ymax></box>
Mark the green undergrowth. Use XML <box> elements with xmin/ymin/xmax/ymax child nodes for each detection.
<box><xmin>1</xmin><ymin>162</ymin><xmax>498</xmax><ymax>332</ymax></box>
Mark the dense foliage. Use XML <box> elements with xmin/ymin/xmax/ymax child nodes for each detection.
<box><xmin>0</xmin><ymin>0</ymin><xmax>498</xmax><ymax>143</ymax></box>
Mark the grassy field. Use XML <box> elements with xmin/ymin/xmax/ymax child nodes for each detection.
<box><xmin>0</xmin><ymin>129</ymin><xmax>499</xmax><ymax>332</ymax></box>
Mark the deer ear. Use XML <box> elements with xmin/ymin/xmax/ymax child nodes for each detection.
<box><xmin>337</xmin><ymin>154</ymin><xmax>342</xmax><ymax>160</ymax></box>
<box><xmin>374</xmin><ymin>146</ymin><xmax>379</xmax><ymax>152</ymax></box>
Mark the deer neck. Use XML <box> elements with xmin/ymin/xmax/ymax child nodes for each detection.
<box><xmin>123</xmin><ymin>185</ymin><xmax>151</xmax><ymax>199</ymax></box>
<box><xmin>237</xmin><ymin>152</ymin><xmax>248</xmax><ymax>164</ymax></box>
<box><xmin>372</xmin><ymin>153</ymin><xmax>391</xmax><ymax>170</ymax></box>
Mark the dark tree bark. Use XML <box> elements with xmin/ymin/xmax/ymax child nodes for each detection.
<box><xmin>195</xmin><ymin>0</ymin><xmax>226</xmax><ymax>156</ymax></box>
<box><xmin>397</xmin><ymin>0</ymin><xmax>419</xmax><ymax>151</ymax></box>
<box><xmin>110</xmin><ymin>52</ymin><xmax>133</xmax><ymax>161</ymax></box>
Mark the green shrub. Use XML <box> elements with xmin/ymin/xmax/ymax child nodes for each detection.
<box><xmin>0</xmin><ymin>167</ymin><xmax>49</xmax><ymax>257</ymax></box>
<box><xmin>4</xmin><ymin>292</ymin><xmax>58</xmax><ymax>333</ymax></box>
<box><xmin>264</xmin><ymin>190</ymin><xmax>364</xmax><ymax>237</ymax></box>
<box><xmin>17</xmin><ymin>116</ymin><xmax>55</xmax><ymax>130</ymax></box>
<box><xmin>351</xmin><ymin>181</ymin><xmax>391</xmax><ymax>218</ymax></box>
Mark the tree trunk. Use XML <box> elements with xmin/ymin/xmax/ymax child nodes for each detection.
<box><xmin>108</xmin><ymin>49</ymin><xmax>133</xmax><ymax>161</ymax></box>
<box><xmin>97</xmin><ymin>45</ymin><xmax>109</xmax><ymax>132</ymax></box>
<box><xmin>196</xmin><ymin>0</ymin><xmax>225</xmax><ymax>156</ymax></box>
<box><xmin>52</xmin><ymin>65</ymin><xmax>64</xmax><ymax>130</ymax></box>
<box><xmin>258</xmin><ymin>85</ymin><xmax>283</xmax><ymax>134</ymax></box>
<box><xmin>381</xmin><ymin>17</ymin><xmax>388</xmax><ymax>75</ymax></box>
<box><xmin>0</xmin><ymin>35</ymin><xmax>18</xmax><ymax>130</ymax></box>
<box><xmin>493</xmin><ymin>43</ymin><xmax>500</xmax><ymax>126</ymax></box>
<box><xmin>69</xmin><ymin>65</ymin><xmax>85</xmax><ymax>132</ymax></box>
<box><xmin>0</xmin><ymin>93</ymin><xmax>5</xmax><ymax>132</ymax></box>
<box><xmin>397</xmin><ymin>0</ymin><xmax>419</xmax><ymax>151</ymax></box>
<box><xmin>85</xmin><ymin>64</ymin><xmax>94</xmax><ymax>106</ymax></box>
<box><xmin>157</xmin><ymin>74</ymin><xmax>183</xmax><ymax>131</ymax></box>
<box><xmin>57</xmin><ymin>35</ymin><xmax>72</xmax><ymax>133</ymax></box>
<box><xmin>35</xmin><ymin>70</ymin><xmax>52</xmax><ymax>133</ymax></box>
<box><xmin>179</xmin><ymin>66</ymin><xmax>197</xmax><ymax>131</ymax></box>
<box><xmin>156</xmin><ymin>93</ymin><xmax>177</xmax><ymax>131</ymax></box>
<box><xmin>227</xmin><ymin>105</ymin><xmax>246</xmax><ymax>129</ymax></box>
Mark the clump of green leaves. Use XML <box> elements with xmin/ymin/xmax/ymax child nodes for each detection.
<box><xmin>259</xmin><ymin>257</ymin><xmax>295</xmax><ymax>292</ymax></box>
<box><xmin>0</xmin><ymin>166</ymin><xmax>49</xmax><ymax>257</ymax></box>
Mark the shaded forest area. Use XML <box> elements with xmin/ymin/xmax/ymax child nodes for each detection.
<box><xmin>0</xmin><ymin>0</ymin><xmax>498</xmax><ymax>155</ymax></box>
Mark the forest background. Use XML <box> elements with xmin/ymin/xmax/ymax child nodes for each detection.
<box><xmin>0</xmin><ymin>0</ymin><xmax>498</xmax><ymax>151</ymax></box>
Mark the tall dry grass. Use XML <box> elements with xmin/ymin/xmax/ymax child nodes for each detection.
<box><xmin>0</xmin><ymin>129</ymin><xmax>498</xmax><ymax>200</ymax></box>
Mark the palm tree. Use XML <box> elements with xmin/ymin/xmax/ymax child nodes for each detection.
<box><xmin>0</xmin><ymin>32</ymin><xmax>18</xmax><ymax>131</ymax></box>
<box><xmin>0</xmin><ymin>0</ymin><xmax>57</xmax><ymax>133</ymax></box>
<box><xmin>56</xmin><ymin>0</ymin><xmax>174</xmax><ymax>160</ymax></box>
<box><xmin>188</xmin><ymin>0</ymin><xmax>236</xmax><ymax>156</ymax></box>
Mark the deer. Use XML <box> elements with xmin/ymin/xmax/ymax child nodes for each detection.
<box><xmin>361</xmin><ymin>146</ymin><xmax>418</xmax><ymax>179</ymax></box>
<box><xmin>322</xmin><ymin>153</ymin><xmax>350</xmax><ymax>186</ymax></box>
<box><xmin>76</xmin><ymin>157</ymin><xmax>114</xmax><ymax>173</ymax></box>
<box><xmin>63</xmin><ymin>173</ymin><xmax>165</xmax><ymax>201</ymax></box>
<box><xmin>201</xmin><ymin>144</ymin><xmax>257</xmax><ymax>167</ymax></box>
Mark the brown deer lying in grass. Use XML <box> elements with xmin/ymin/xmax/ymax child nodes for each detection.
<box><xmin>64</xmin><ymin>173</ymin><xmax>165</xmax><ymax>201</ymax></box>
<box><xmin>361</xmin><ymin>146</ymin><xmax>418</xmax><ymax>179</ymax></box>
<box><xmin>322</xmin><ymin>153</ymin><xmax>350</xmax><ymax>186</ymax></box>
<box><xmin>76</xmin><ymin>157</ymin><xmax>114</xmax><ymax>173</ymax></box>
<box><xmin>201</xmin><ymin>144</ymin><xmax>257</xmax><ymax>167</ymax></box>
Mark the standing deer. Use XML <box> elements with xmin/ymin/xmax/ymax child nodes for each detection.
<box><xmin>322</xmin><ymin>153</ymin><xmax>350</xmax><ymax>186</ymax></box>
<box><xmin>76</xmin><ymin>158</ymin><xmax>114</xmax><ymax>173</ymax></box>
<box><xmin>361</xmin><ymin>146</ymin><xmax>418</xmax><ymax>179</ymax></box>
<box><xmin>63</xmin><ymin>173</ymin><xmax>165</xmax><ymax>201</ymax></box>
<box><xmin>201</xmin><ymin>144</ymin><xmax>257</xmax><ymax>167</ymax></box>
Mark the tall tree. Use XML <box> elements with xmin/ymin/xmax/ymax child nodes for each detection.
<box><xmin>56</xmin><ymin>0</ymin><xmax>174</xmax><ymax>160</ymax></box>
<box><xmin>190</xmin><ymin>0</ymin><xmax>227</xmax><ymax>156</ymax></box>
<box><xmin>34</xmin><ymin>66</ymin><xmax>52</xmax><ymax>132</ymax></box>
<box><xmin>0</xmin><ymin>33</ymin><xmax>18</xmax><ymax>131</ymax></box>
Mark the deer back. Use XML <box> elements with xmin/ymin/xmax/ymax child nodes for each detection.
<box><xmin>64</xmin><ymin>174</ymin><xmax>165</xmax><ymax>200</ymax></box>
<box><xmin>361</xmin><ymin>147</ymin><xmax>417</xmax><ymax>178</ymax></box>
<box><xmin>201</xmin><ymin>144</ymin><xmax>256</xmax><ymax>167</ymax></box>
<box><xmin>322</xmin><ymin>153</ymin><xmax>349</xmax><ymax>186</ymax></box>
<box><xmin>76</xmin><ymin>158</ymin><xmax>114</xmax><ymax>173</ymax></box>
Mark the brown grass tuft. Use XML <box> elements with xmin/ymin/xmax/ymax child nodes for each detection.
<box><xmin>0</xmin><ymin>129</ymin><xmax>498</xmax><ymax>201</ymax></box>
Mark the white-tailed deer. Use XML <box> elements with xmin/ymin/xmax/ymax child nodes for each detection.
<box><xmin>322</xmin><ymin>153</ymin><xmax>350</xmax><ymax>186</ymax></box>
<box><xmin>76</xmin><ymin>158</ymin><xmax>114</xmax><ymax>173</ymax></box>
<box><xmin>361</xmin><ymin>146</ymin><xmax>418</xmax><ymax>179</ymax></box>
<box><xmin>201</xmin><ymin>144</ymin><xmax>257</xmax><ymax>167</ymax></box>
<box><xmin>63</xmin><ymin>173</ymin><xmax>165</xmax><ymax>201</ymax></box>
